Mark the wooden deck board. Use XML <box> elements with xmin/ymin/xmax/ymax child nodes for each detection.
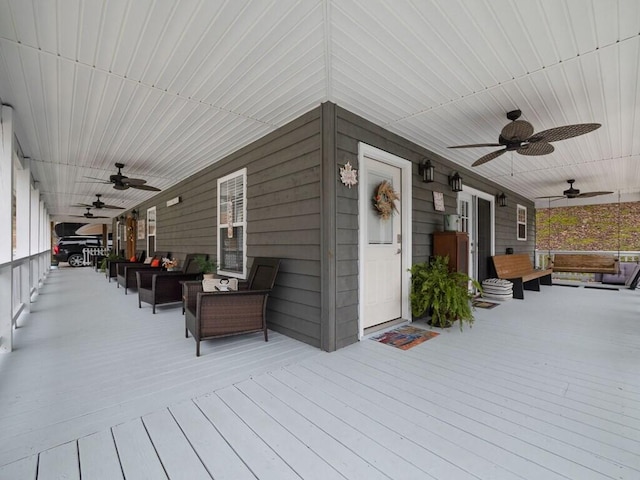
<box><xmin>78</xmin><ymin>430</ymin><xmax>124</xmax><ymax>480</ymax></box>
<box><xmin>1</xmin><ymin>267</ymin><xmax>639</xmax><ymax>479</ymax></box>
<box><xmin>141</xmin><ymin>409</ymin><xmax>211</xmax><ymax>480</ymax></box>
<box><xmin>168</xmin><ymin>400</ymin><xmax>256</xmax><ymax>480</ymax></box>
<box><xmin>344</xmin><ymin>341</ymin><xmax>638</xmax><ymax>479</ymax></box>
<box><xmin>37</xmin><ymin>442</ymin><xmax>79</xmax><ymax>480</ymax></box>
<box><xmin>216</xmin><ymin>385</ymin><xmax>343</xmax><ymax>480</ymax></box>
<box><xmin>112</xmin><ymin>419</ymin><xmax>168</xmax><ymax>480</ymax></box>
<box><xmin>264</xmin><ymin>367</ymin><xmax>480</xmax><ymax>479</ymax></box>
<box><xmin>241</xmin><ymin>374</ymin><xmax>394</xmax><ymax>480</ymax></box>
<box><xmin>194</xmin><ymin>393</ymin><xmax>300</xmax><ymax>480</ymax></box>
<box><xmin>0</xmin><ymin>455</ymin><xmax>37</xmax><ymax>480</ymax></box>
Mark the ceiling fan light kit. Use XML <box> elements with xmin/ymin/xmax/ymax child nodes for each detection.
<box><xmin>448</xmin><ymin>110</ymin><xmax>601</xmax><ymax>167</ymax></box>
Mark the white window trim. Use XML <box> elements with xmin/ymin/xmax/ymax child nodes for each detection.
<box><xmin>217</xmin><ymin>168</ymin><xmax>247</xmax><ymax>279</ymax></box>
<box><xmin>147</xmin><ymin>206</ymin><xmax>156</xmax><ymax>253</ymax></box>
<box><xmin>517</xmin><ymin>204</ymin><xmax>527</xmax><ymax>241</ymax></box>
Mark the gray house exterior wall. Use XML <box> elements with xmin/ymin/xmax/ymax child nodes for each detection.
<box><xmin>122</xmin><ymin>102</ymin><xmax>536</xmax><ymax>352</ymax></box>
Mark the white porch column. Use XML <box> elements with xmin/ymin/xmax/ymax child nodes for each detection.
<box><xmin>30</xmin><ymin>186</ymin><xmax>39</xmax><ymax>294</ymax></box>
<box><xmin>15</xmin><ymin>157</ymin><xmax>30</xmax><ymax>259</ymax></box>
<box><xmin>0</xmin><ymin>105</ymin><xmax>14</xmax><ymax>352</ymax></box>
<box><xmin>16</xmin><ymin>157</ymin><xmax>31</xmax><ymax>314</ymax></box>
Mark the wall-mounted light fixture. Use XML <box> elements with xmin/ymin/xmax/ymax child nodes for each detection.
<box><xmin>118</xmin><ymin>215</ymin><xmax>125</xmax><ymax>222</ymax></box>
<box><xmin>448</xmin><ymin>172</ymin><xmax>463</xmax><ymax>192</ymax></box>
<box><xmin>418</xmin><ymin>159</ymin><xmax>435</xmax><ymax>183</ymax></box>
<box><xmin>497</xmin><ymin>192</ymin><xmax>507</xmax><ymax>207</ymax></box>
<box><xmin>131</xmin><ymin>209</ymin><xmax>139</xmax><ymax>220</ymax></box>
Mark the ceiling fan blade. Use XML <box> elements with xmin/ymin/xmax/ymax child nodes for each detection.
<box><xmin>577</xmin><ymin>191</ymin><xmax>614</xmax><ymax>198</ymax></box>
<box><xmin>73</xmin><ymin>203</ymin><xmax>94</xmax><ymax>208</ymax></box>
<box><xmin>448</xmin><ymin>143</ymin><xmax>502</xmax><ymax>149</ymax></box>
<box><xmin>517</xmin><ymin>142</ymin><xmax>554</xmax><ymax>156</ymax></box>
<box><xmin>99</xmin><ymin>203</ymin><xmax>125</xmax><ymax>209</ymax></box>
<box><xmin>500</xmin><ymin>120</ymin><xmax>534</xmax><ymax>142</ymax></box>
<box><xmin>528</xmin><ymin>123</ymin><xmax>601</xmax><ymax>143</ymax></box>
<box><xmin>472</xmin><ymin>148</ymin><xmax>507</xmax><ymax>167</ymax></box>
<box><xmin>534</xmin><ymin>195</ymin><xmax>565</xmax><ymax>199</ymax></box>
<box><xmin>122</xmin><ymin>177</ymin><xmax>147</xmax><ymax>186</ymax></box>
<box><xmin>129</xmin><ymin>183</ymin><xmax>161</xmax><ymax>192</ymax></box>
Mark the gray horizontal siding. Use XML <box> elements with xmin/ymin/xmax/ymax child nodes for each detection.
<box><xmin>128</xmin><ymin>107</ymin><xmax>324</xmax><ymax>348</ymax></box>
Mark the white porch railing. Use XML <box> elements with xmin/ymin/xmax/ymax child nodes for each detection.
<box><xmin>535</xmin><ymin>250</ymin><xmax>640</xmax><ymax>281</ymax></box>
<box><xmin>82</xmin><ymin>247</ymin><xmax>109</xmax><ymax>266</ymax></box>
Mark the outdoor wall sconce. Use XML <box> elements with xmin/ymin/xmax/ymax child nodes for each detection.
<box><xmin>497</xmin><ymin>192</ymin><xmax>507</xmax><ymax>207</ymax></box>
<box><xmin>131</xmin><ymin>209</ymin><xmax>139</xmax><ymax>220</ymax></box>
<box><xmin>118</xmin><ymin>215</ymin><xmax>125</xmax><ymax>222</ymax></box>
<box><xmin>418</xmin><ymin>159</ymin><xmax>435</xmax><ymax>183</ymax></box>
<box><xmin>449</xmin><ymin>172</ymin><xmax>463</xmax><ymax>192</ymax></box>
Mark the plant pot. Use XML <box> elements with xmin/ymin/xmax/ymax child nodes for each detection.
<box><xmin>202</xmin><ymin>273</ymin><xmax>215</xmax><ymax>280</ymax></box>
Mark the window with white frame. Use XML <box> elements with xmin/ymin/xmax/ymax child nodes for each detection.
<box><xmin>147</xmin><ymin>206</ymin><xmax>156</xmax><ymax>254</ymax></box>
<box><xmin>218</xmin><ymin>168</ymin><xmax>247</xmax><ymax>278</ymax></box>
<box><xmin>517</xmin><ymin>204</ymin><xmax>527</xmax><ymax>241</ymax></box>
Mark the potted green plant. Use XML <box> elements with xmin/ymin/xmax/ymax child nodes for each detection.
<box><xmin>194</xmin><ymin>255</ymin><xmax>217</xmax><ymax>279</ymax></box>
<box><xmin>100</xmin><ymin>251</ymin><xmax>125</xmax><ymax>272</ymax></box>
<box><xmin>410</xmin><ymin>255</ymin><xmax>481</xmax><ymax>330</ymax></box>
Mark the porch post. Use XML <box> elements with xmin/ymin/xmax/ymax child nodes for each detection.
<box><xmin>320</xmin><ymin>102</ymin><xmax>337</xmax><ymax>352</ymax></box>
<box><xmin>0</xmin><ymin>105</ymin><xmax>14</xmax><ymax>352</ymax></box>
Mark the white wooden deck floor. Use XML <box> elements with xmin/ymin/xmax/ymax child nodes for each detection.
<box><xmin>1</xmin><ymin>269</ymin><xmax>639</xmax><ymax>479</ymax></box>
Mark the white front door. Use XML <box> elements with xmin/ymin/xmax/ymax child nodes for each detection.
<box><xmin>361</xmin><ymin>156</ymin><xmax>403</xmax><ymax>329</ymax></box>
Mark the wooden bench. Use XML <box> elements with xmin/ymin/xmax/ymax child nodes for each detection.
<box><xmin>492</xmin><ymin>254</ymin><xmax>553</xmax><ymax>299</ymax></box>
<box><xmin>551</xmin><ymin>254</ymin><xmax>618</xmax><ymax>274</ymax></box>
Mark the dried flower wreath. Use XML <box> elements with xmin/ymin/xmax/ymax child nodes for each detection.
<box><xmin>372</xmin><ymin>180</ymin><xmax>399</xmax><ymax>219</ymax></box>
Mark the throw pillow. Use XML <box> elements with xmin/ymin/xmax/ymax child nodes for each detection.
<box><xmin>150</xmin><ymin>258</ymin><xmax>160</xmax><ymax>267</ymax></box>
<box><xmin>130</xmin><ymin>255</ymin><xmax>137</xmax><ymax>262</ymax></box>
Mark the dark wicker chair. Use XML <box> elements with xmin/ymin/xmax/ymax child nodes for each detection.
<box><xmin>116</xmin><ymin>252</ymin><xmax>169</xmax><ymax>294</ymax></box>
<box><xmin>106</xmin><ymin>250</ymin><xmax>145</xmax><ymax>281</ymax></box>
<box><xmin>136</xmin><ymin>254</ymin><xmax>207</xmax><ymax>313</ymax></box>
<box><xmin>184</xmin><ymin>257</ymin><xmax>281</xmax><ymax>356</ymax></box>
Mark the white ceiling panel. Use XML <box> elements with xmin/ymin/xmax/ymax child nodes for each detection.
<box><xmin>0</xmin><ymin>0</ymin><xmax>638</xmax><ymax>219</ymax></box>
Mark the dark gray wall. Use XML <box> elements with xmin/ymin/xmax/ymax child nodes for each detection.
<box><xmin>123</xmin><ymin>102</ymin><xmax>536</xmax><ymax>352</ymax></box>
<box><xmin>333</xmin><ymin>105</ymin><xmax>536</xmax><ymax>348</ymax></box>
<box><xmin>125</xmin><ymin>108</ymin><xmax>324</xmax><ymax>348</ymax></box>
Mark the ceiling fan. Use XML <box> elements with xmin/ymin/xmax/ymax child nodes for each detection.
<box><xmin>73</xmin><ymin>194</ymin><xmax>124</xmax><ymax>210</ymax></box>
<box><xmin>84</xmin><ymin>163</ymin><xmax>161</xmax><ymax>191</ymax></box>
<box><xmin>70</xmin><ymin>207</ymin><xmax>111</xmax><ymax>219</ymax></box>
<box><xmin>448</xmin><ymin>110</ymin><xmax>601</xmax><ymax>167</ymax></box>
<box><xmin>536</xmin><ymin>179</ymin><xmax>613</xmax><ymax>200</ymax></box>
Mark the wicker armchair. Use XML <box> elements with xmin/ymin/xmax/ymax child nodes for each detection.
<box><xmin>136</xmin><ymin>254</ymin><xmax>207</xmax><ymax>313</ymax></box>
<box><xmin>184</xmin><ymin>257</ymin><xmax>281</xmax><ymax>356</ymax></box>
<box><xmin>116</xmin><ymin>252</ymin><xmax>169</xmax><ymax>294</ymax></box>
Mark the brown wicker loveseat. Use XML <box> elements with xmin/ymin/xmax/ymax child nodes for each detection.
<box><xmin>105</xmin><ymin>250</ymin><xmax>145</xmax><ymax>281</ymax></box>
<box><xmin>184</xmin><ymin>257</ymin><xmax>281</xmax><ymax>356</ymax></box>
<box><xmin>136</xmin><ymin>254</ymin><xmax>207</xmax><ymax>313</ymax></box>
<box><xmin>116</xmin><ymin>252</ymin><xmax>169</xmax><ymax>294</ymax></box>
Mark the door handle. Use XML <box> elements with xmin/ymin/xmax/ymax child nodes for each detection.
<box><xmin>397</xmin><ymin>249</ymin><xmax>402</xmax><ymax>254</ymax></box>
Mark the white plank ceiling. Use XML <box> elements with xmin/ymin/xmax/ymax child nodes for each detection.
<box><xmin>0</xmin><ymin>0</ymin><xmax>638</xmax><ymax>221</ymax></box>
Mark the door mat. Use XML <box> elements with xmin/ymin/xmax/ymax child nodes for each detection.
<box><xmin>371</xmin><ymin>326</ymin><xmax>439</xmax><ymax>350</ymax></box>
<box><xmin>472</xmin><ymin>299</ymin><xmax>500</xmax><ymax>309</ymax></box>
